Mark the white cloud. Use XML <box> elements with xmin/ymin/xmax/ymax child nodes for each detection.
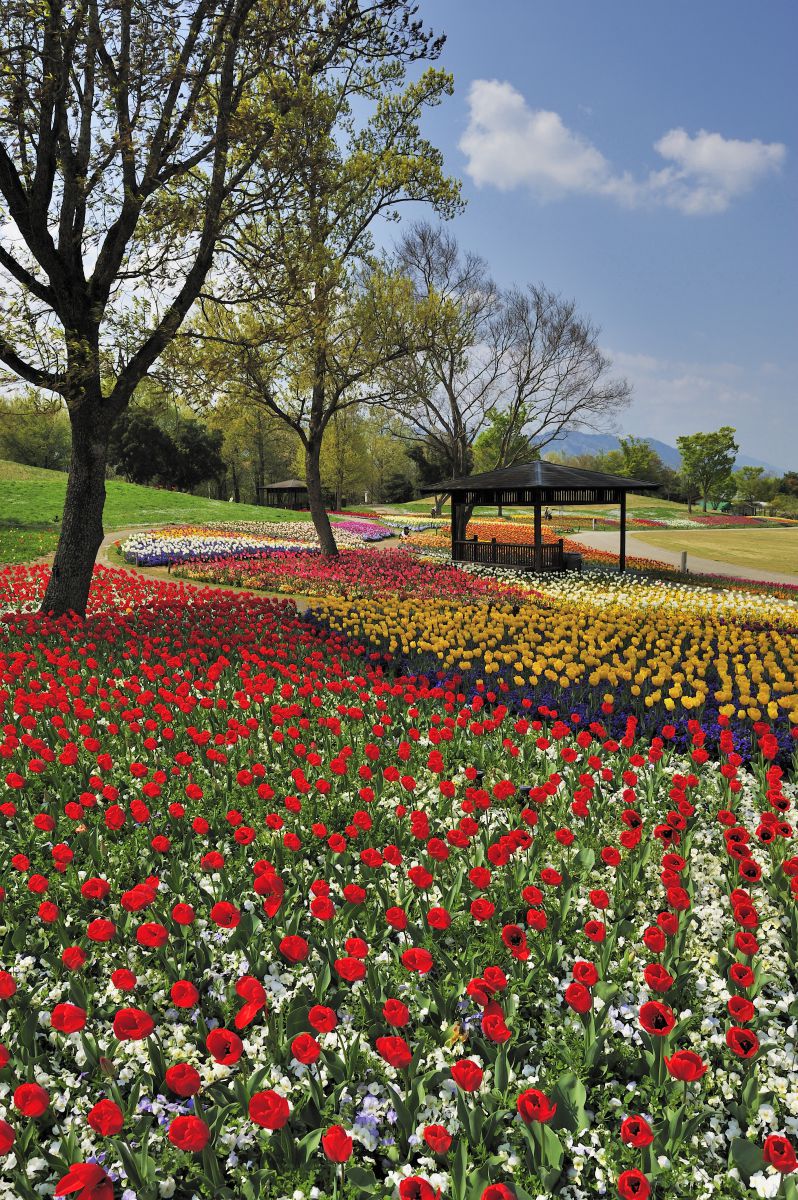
<box><xmin>460</xmin><ymin>80</ymin><xmax>786</xmax><ymax>215</ymax></box>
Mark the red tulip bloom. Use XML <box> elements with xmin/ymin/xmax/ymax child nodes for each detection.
<box><xmin>643</xmin><ymin>964</ymin><xmax>674</xmax><ymax>994</ymax></box>
<box><xmin>516</xmin><ymin>1088</ymin><xmax>557</xmax><ymax>1124</ymax></box>
<box><xmin>399</xmin><ymin>1178</ymin><xmax>441</xmax><ymax>1200</ymax></box>
<box><xmin>206</xmin><ymin>1027</ymin><xmax>243</xmax><ymax>1064</ymax></box>
<box><xmin>321</xmin><ymin>1124</ymin><xmax>353</xmax><ymax>1163</ymax></box>
<box><xmin>308</xmin><ymin>1005</ymin><xmax>338</xmax><ymax>1033</ymax></box>
<box><xmin>291</xmin><ymin>1033</ymin><xmax>321</xmax><ymax>1065</ymax></box>
<box><xmin>112</xmin><ymin>1007</ymin><xmax>154</xmax><ymax>1041</ymax></box>
<box><xmin>423</xmin><ymin>1124</ymin><xmax>452</xmax><ymax>1154</ymax></box>
<box><xmin>620</xmin><ymin>1115</ymin><xmax>654</xmax><ymax>1147</ymax></box>
<box><xmin>279</xmin><ymin>934</ymin><xmax>309</xmax><ymax>963</ymax></box>
<box><xmin>617</xmin><ymin>1169</ymin><xmax>650</xmax><ymax>1199</ymax></box>
<box><xmin>726</xmin><ymin>1026</ymin><xmax>759</xmax><ymax>1059</ymax></box>
<box><xmin>87</xmin><ymin>1099</ymin><xmax>123</xmax><ymax>1137</ymax></box>
<box><xmin>51</xmin><ymin>1003</ymin><xmax>87</xmax><ymax>1034</ymax></box>
<box><xmin>401</xmin><ymin>947</ymin><xmax>433</xmax><ymax>974</ymax></box>
<box><xmin>572</xmin><ymin>961</ymin><xmax>599</xmax><ymax>987</ymax></box>
<box><xmin>450</xmin><ymin>1058</ymin><xmax>484</xmax><ymax>1092</ymax></box>
<box><xmin>727</xmin><ymin>995</ymin><xmax>756</xmax><ymax>1023</ymax></box>
<box><xmin>14</xmin><ymin>1082</ymin><xmax>50</xmax><ymax>1117</ymax></box>
<box><xmin>565</xmin><ymin>982</ymin><xmax>592</xmax><ymax>1014</ymax></box>
<box><xmin>664</xmin><ymin>1050</ymin><xmax>707</xmax><ymax>1081</ymax></box>
<box><xmin>638</xmin><ymin>1001</ymin><xmax>675</xmax><ymax>1037</ymax></box>
<box><xmin>165</xmin><ymin>1063</ymin><xmax>202</xmax><ymax>1097</ymax></box>
<box><xmin>383</xmin><ymin>998</ymin><xmax>410</xmax><ymax>1027</ymax></box>
<box><xmin>481</xmin><ymin>1186</ymin><xmax>514</xmax><ymax>1199</ymax></box>
<box><xmin>763</xmin><ymin>1134</ymin><xmax>798</xmax><ymax>1174</ymax></box>
<box><xmin>55</xmin><ymin>1163</ymin><xmax>113</xmax><ymax>1200</ymax></box>
<box><xmin>249</xmin><ymin>1089</ymin><xmax>290</xmax><ymax>1129</ymax></box>
<box><xmin>376</xmin><ymin>1035</ymin><xmax>412</xmax><ymax>1069</ymax></box>
<box><xmin>168</xmin><ymin>1115</ymin><xmax>210</xmax><ymax>1152</ymax></box>
<box><xmin>0</xmin><ymin>1120</ymin><xmax>14</xmax><ymax>1155</ymax></box>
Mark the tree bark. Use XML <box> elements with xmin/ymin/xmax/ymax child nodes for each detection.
<box><xmin>306</xmin><ymin>436</ymin><xmax>338</xmax><ymax>556</ymax></box>
<box><xmin>40</xmin><ymin>405</ymin><xmax>110</xmax><ymax>617</ymax></box>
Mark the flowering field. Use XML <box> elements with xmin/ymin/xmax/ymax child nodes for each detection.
<box><xmin>0</xmin><ymin>563</ymin><xmax>797</xmax><ymax>1200</ymax></box>
<box><xmin>177</xmin><ymin>548</ymin><xmax>526</xmax><ymax>603</ymax></box>
<box><xmin>120</xmin><ymin>521</ymin><xmax>394</xmax><ymax>567</ymax></box>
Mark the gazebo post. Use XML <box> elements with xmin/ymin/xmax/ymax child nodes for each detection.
<box><xmin>619</xmin><ymin>491</ymin><xmax>627</xmax><ymax>573</ymax></box>
<box><xmin>534</xmin><ymin>499</ymin><xmax>542</xmax><ymax>571</ymax></box>
<box><xmin>451</xmin><ymin>498</ymin><xmax>460</xmax><ymax>561</ymax></box>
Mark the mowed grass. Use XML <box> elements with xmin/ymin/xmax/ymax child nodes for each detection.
<box><xmin>632</xmin><ymin>527</ymin><xmax>798</xmax><ymax>574</ymax></box>
<box><xmin>0</xmin><ymin>459</ymin><xmax>300</xmax><ymax>564</ymax></box>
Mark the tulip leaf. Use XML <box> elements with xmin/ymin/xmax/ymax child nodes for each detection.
<box><xmin>549</xmin><ymin>1072</ymin><xmax>588</xmax><ymax>1133</ymax></box>
<box><xmin>347</xmin><ymin>1166</ymin><xmax>378</xmax><ymax>1190</ymax></box>
<box><xmin>729</xmin><ymin>1136</ymin><xmax>764</xmax><ymax>1183</ymax></box>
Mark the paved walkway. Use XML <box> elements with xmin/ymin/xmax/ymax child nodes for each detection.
<box><xmin>575</xmin><ymin>530</ymin><xmax>798</xmax><ymax>585</ymax></box>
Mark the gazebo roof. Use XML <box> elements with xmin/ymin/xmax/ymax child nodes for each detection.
<box><xmin>421</xmin><ymin>460</ymin><xmax>658</xmax><ymax>495</ymax></box>
<box><xmin>265</xmin><ymin>478</ymin><xmax>307</xmax><ymax>490</ymax></box>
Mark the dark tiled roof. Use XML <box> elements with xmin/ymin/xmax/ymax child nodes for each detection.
<box><xmin>265</xmin><ymin>479</ymin><xmax>308</xmax><ymax>490</ymax></box>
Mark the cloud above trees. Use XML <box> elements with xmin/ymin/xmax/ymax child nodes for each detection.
<box><xmin>460</xmin><ymin>80</ymin><xmax>786</xmax><ymax>214</ymax></box>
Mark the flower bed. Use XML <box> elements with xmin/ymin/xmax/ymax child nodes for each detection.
<box><xmin>120</xmin><ymin>521</ymin><xmax>393</xmax><ymax>567</ymax></box>
<box><xmin>0</xmin><ymin>565</ymin><xmax>796</xmax><ymax>1200</ymax></box>
<box><xmin>177</xmin><ymin>547</ymin><xmax>529</xmax><ymax>604</ymax></box>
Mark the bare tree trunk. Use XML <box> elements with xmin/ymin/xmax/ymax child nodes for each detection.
<box><xmin>230</xmin><ymin>458</ymin><xmax>241</xmax><ymax>503</ymax></box>
<box><xmin>306</xmin><ymin>436</ymin><xmax>338</xmax><ymax>556</ymax></box>
<box><xmin>40</xmin><ymin>403</ymin><xmax>109</xmax><ymax>617</ymax></box>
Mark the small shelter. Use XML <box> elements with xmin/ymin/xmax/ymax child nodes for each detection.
<box><xmin>260</xmin><ymin>479</ymin><xmax>308</xmax><ymax>510</ymax></box>
<box><xmin>421</xmin><ymin>461</ymin><xmax>659</xmax><ymax>573</ymax></box>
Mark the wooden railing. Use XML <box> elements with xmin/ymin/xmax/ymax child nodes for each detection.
<box><xmin>453</xmin><ymin>537</ymin><xmax>566</xmax><ymax>571</ymax></box>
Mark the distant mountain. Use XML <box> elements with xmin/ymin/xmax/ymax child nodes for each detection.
<box><xmin>543</xmin><ymin>431</ymin><xmax>781</xmax><ymax>476</ymax></box>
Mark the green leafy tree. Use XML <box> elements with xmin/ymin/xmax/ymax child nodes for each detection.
<box><xmin>170</xmin><ymin>418</ymin><xmax>225</xmax><ymax>493</ymax></box>
<box><xmin>731</xmin><ymin>465</ymin><xmax>778</xmax><ymax>506</ymax></box>
<box><xmin>780</xmin><ymin>471</ymin><xmax>798</xmax><ymax>497</ymax></box>
<box><xmin>676</xmin><ymin>426</ymin><xmax>739</xmax><ymax>513</ymax></box>
<box><xmin>0</xmin><ymin>392</ymin><xmax>70</xmax><ymax>470</ymax></box>
<box><xmin>108</xmin><ymin>411</ymin><xmax>173</xmax><ymax>485</ymax></box>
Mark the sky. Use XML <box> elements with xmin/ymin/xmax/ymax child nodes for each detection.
<box><xmin>406</xmin><ymin>0</ymin><xmax>796</xmax><ymax>471</ymax></box>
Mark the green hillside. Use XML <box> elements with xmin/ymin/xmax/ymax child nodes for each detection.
<box><xmin>0</xmin><ymin>460</ymin><xmax>297</xmax><ymax>563</ymax></box>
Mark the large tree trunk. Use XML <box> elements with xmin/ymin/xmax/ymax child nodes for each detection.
<box><xmin>40</xmin><ymin>406</ymin><xmax>110</xmax><ymax>618</ymax></box>
<box><xmin>306</xmin><ymin>436</ymin><xmax>338</xmax><ymax>556</ymax></box>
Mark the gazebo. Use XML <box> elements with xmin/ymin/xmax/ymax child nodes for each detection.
<box><xmin>421</xmin><ymin>461</ymin><xmax>659</xmax><ymax>573</ymax></box>
<box><xmin>259</xmin><ymin>479</ymin><xmax>308</xmax><ymax>510</ymax></box>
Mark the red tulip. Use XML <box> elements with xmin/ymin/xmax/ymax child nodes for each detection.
<box><xmin>55</xmin><ymin>1163</ymin><xmax>113</xmax><ymax>1200</ymax></box>
<box><xmin>516</xmin><ymin>1088</ymin><xmax>557</xmax><ymax>1124</ymax></box>
<box><xmin>322</xmin><ymin>1124</ymin><xmax>353</xmax><ymax>1163</ymax></box>
<box><xmin>249</xmin><ymin>1089</ymin><xmax>290</xmax><ymax>1129</ymax></box>
<box><xmin>168</xmin><ymin>1115</ymin><xmax>210</xmax><ymax>1152</ymax></box>
<box><xmin>763</xmin><ymin>1134</ymin><xmax>798</xmax><ymax>1174</ymax></box>
<box><xmin>450</xmin><ymin>1058</ymin><xmax>484</xmax><ymax>1092</ymax></box>
<box><xmin>87</xmin><ymin>1098</ymin><xmax>123</xmax><ymax>1137</ymax></box>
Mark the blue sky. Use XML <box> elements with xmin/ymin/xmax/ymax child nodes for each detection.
<box><xmin>408</xmin><ymin>0</ymin><xmax>796</xmax><ymax>470</ymax></box>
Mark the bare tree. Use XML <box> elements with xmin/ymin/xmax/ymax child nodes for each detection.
<box><xmin>384</xmin><ymin>224</ymin><xmax>631</xmax><ymax>525</ymax></box>
<box><xmin>500</xmin><ymin>283</ymin><xmax>631</xmax><ymax>456</ymax></box>
<box><xmin>387</xmin><ymin>222</ymin><xmax>511</xmax><ymax>513</ymax></box>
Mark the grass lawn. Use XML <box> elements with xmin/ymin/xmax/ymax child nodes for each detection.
<box><xmin>0</xmin><ymin>460</ymin><xmax>300</xmax><ymax>562</ymax></box>
<box><xmin>632</xmin><ymin>527</ymin><xmax>798</xmax><ymax>574</ymax></box>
